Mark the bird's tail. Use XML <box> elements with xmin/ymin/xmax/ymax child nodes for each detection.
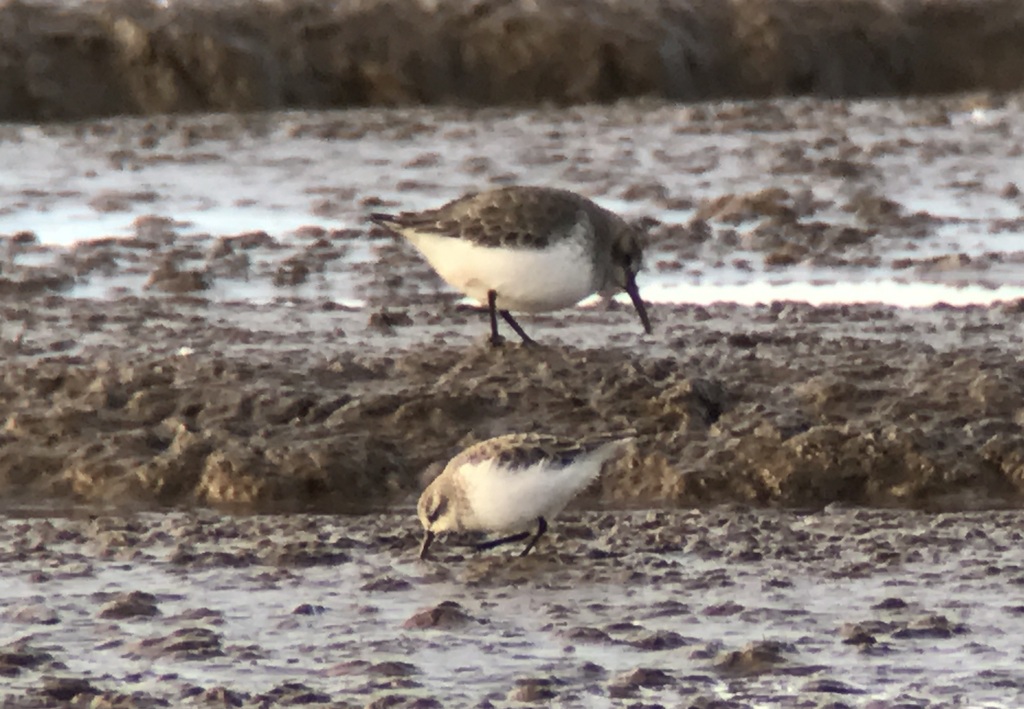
<box><xmin>582</xmin><ymin>432</ymin><xmax>636</xmax><ymax>464</ymax></box>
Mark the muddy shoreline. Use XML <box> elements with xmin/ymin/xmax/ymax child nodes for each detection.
<box><xmin>3</xmin><ymin>0</ymin><xmax>1024</xmax><ymax>122</ymax></box>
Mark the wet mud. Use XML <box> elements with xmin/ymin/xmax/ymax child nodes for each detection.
<box><xmin>1</xmin><ymin>96</ymin><xmax>1023</xmax><ymax>513</ymax></box>
<box><xmin>2</xmin><ymin>507</ymin><xmax>1024</xmax><ymax>706</ymax></box>
<box><xmin>2</xmin><ymin>87</ymin><xmax>1024</xmax><ymax>705</ymax></box>
<box><xmin>3</xmin><ymin>0</ymin><xmax>1024</xmax><ymax>121</ymax></box>
<box><xmin>2</xmin><ymin>293</ymin><xmax>1024</xmax><ymax>513</ymax></box>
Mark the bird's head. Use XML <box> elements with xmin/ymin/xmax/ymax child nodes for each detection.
<box><xmin>416</xmin><ymin>481</ymin><xmax>453</xmax><ymax>560</ymax></box>
<box><xmin>608</xmin><ymin>222</ymin><xmax>652</xmax><ymax>334</ymax></box>
<box><xmin>417</xmin><ymin>485</ymin><xmax>452</xmax><ymax>533</ymax></box>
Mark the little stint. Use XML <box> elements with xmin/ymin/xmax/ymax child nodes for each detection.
<box><xmin>417</xmin><ymin>432</ymin><xmax>634</xmax><ymax>559</ymax></box>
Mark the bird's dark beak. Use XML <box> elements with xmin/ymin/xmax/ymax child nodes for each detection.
<box><xmin>419</xmin><ymin>530</ymin><xmax>435</xmax><ymax>560</ymax></box>
<box><xmin>625</xmin><ymin>273</ymin><xmax>652</xmax><ymax>334</ymax></box>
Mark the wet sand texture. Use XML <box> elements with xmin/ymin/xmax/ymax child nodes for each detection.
<box><xmin>3</xmin><ymin>0</ymin><xmax>1024</xmax><ymax>121</ymax></box>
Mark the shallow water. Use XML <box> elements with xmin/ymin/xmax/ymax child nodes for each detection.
<box><xmin>3</xmin><ymin>97</ymin><xmax>1023</xmax><ymax>310</ymax></box>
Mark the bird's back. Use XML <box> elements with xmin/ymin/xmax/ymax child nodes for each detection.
<box><xmin>370</xmin><ymin>186</ymin><xmax>617</xmax><ymax>251</ymax></box>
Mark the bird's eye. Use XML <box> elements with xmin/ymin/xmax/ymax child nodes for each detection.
<box><xmin>427</xmin><ymin>497</ymin><xmax>447</xmax><ymax>523</ymax></box>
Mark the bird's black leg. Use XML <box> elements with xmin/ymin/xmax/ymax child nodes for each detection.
<box><xmin>487</xmin><ymin>290</ymin><xmax>503</xmax><ymax>346</ymax></box>
<box><xmin>475</xmin><ymin>517</ymin><xmax>548</xmax><ymax>556</ymax></box>
<box><xmin>475</xmin><ymin>530</ymin><xmax>531</xmax><ymax>552</ymax></box>
<box><xmin>486</xmin><ymin>290</ymin><xmax>535</xmax><ymax>346</ymax></box>
<box><xmin>519</xmin><ymin>517</ymin><xmax>548</xmax><ymax>557</ymax></box>
<box><xmin>500</xmin><ymin>311</ymin><xmax>537</xmax><ymax>346</ymax></box>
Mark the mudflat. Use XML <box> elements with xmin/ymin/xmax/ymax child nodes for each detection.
<box><xmin>2</xmin><ymin>93</ymin><xmax>1024</xmax><ymax>704</ymax></box>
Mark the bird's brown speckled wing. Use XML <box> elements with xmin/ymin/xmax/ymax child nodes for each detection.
<box><xmin>454</xmin><ymin>432</ymin><xmax>632</xmax><ymax>470</ymax></box>
<box><xmin>375</xmin><ymin>187</ymin><xmax>602</xmax><ymax>249</ymax></box>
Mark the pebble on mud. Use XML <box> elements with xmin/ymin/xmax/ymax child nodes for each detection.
<box><xmin>368</xmin><ymin>309</ymin><xmax>415</xmax><ymax>333</ymax></box>
<box><xmin>402</xmin><ymin>601</ymin><xmax>476</xmax><ymax>630</ymax></box>
<box><xmin>608</xmin><ymin>667</ymin><xmax>675</xmax><ymax>698</ymax></box>
<box><xmin>187</xmin><ymin>686</ymin><xmax>247</xmax><ymax>706</ymax></box>
<box><xmin>145</xmin><ymin>259</ymin><xmax>210</xmax><ymax>293</ymax></box>
<box><xmin>292</xmin><ymin>603</ymin><xmax>327</xmax><ymax>615</ymax></box>
<box><xmin>4</xmin><ymin>604</ymin><xmax>60</xmax><ymax>625</ymax></box>
<box><xmin>360</xmin><ymin>576</ymin><xmax>413</xmax><ymax>592</ymax></box>
<box><xmin>560</xmin><ymin>626</ymin><xmax>613</xmax><ymax>644</ymax></box>
<box><xmin>134</xmin><ymin>627</ymin><xmax>224</xmax><ymax>660</ymax></box>
<box><xmin>254</xmin><ymin>682</ymin><xmax>330</xmax><ymax>705</ymax></box>
<box><xmin>272</xmin><ymin>256</ymin><xmax>311</xmax><ymax>287</ymax></box>
<box><xmin>801</xmin><ymin>678</ymin><xmax>867</xmax><ymax>695</ymax></box>
<box><xmin>264</xmin><ymin>542</ymin><xmax>352</xmax><ymax>568</ymax></box>
<box><xmin>892</xmin><ymin>614</ymin><xmax>968</xmax><ymax>639</ymax></box>
<box><xmin>0</xmin><ymin>640</ymin><xmax>57</xmax><ymax>677</ymax></box>
<box><xmin>38</xmin><ymin>676</ymin><xmax>98</xmax><ymax>702</ymax></box>
<box><xmin>98</xmin><ymin>590</ymin><xmax>161</xmax><ymax>619</ymax></box>
<box><xmin>713</xmin><ymin>641</ymin><xmax>789</xmax><ymax>676</ymax></box>
<box><xmin>507</xmin><ymin>677</ymin><xmax>560</xmax><ymax>702</ymax></box>
<box><xmin>625</xmin><ymin>629</ymin><xmax>692</xmax><ymax>650</ymax></box>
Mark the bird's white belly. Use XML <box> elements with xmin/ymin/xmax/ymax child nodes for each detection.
<box><xmin>459</xmin><ymin>458</ymin><xmax>603</xmax><ymax>532</ymax></box>
<box><xmin>406</xmin><ymin>233</ymin><xmax>598</xmax><ymax>313</ymax></box>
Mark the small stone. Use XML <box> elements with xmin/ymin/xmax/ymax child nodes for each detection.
<box><xmin>508</xmin><ymin>677</ymin><xmax>558</xmax><ymax>702</ymax></box>
<box><xmin>713</xmin><ymin>641</ymin><xmax>788</xmax><ymax>676</ymax></box>
<box><xmin>0</xmin><ymin>641</ymin><xmax>54</xmax><ymax>673</ymax></box>
<box><xmin>802</xmin><ymin>678</ymin><xmax>867</xmax><ymax>694</ymax></box>
<box><xmin>892</xmin><ymin>614</ymin><xmax>967</xmax><ymax>639</ymax></box>
<box><xmin>368</xmin><ymin>661</ymin><xmax>418</xmax><ymax>677</ymax></box>
<box><xmin>136</xmin><ymin>627</ymin><xmax>224</xmax><ymax>660</ymax></box>
<box><xmin>871</xmin><ymin>597</ymin><xmax>908</xmax><ymax>611</ymax></box>
<box><xmin>703</xmin><ymin>601</ymin><xmax>744</xmax><ymax>617</ymax></box>
<box><xmin>292</xmin><ymin>604</ymin><xmax>326</xmax><ymax>616</ymax></box>
<box><xmin>841</xmin><ymin>630</ymin><xmax>877</xmax><ymax>646</ymax></box>
<box><xmin>255</xmin><ymin>682</ymin><xmax>329</xmax><ymax>705</ymax></box>
<box><xmin>198</xmin><ymin>686</ymin><xmax>246</xmax><ymax>706</ymax></box>
<box><xmin>611</xmin><ymin>667</ymin><xmax>675</xmax><ymax>688</ymax></box>
<box><xmin>5</xmin><ymin>604</ymin><xmax>60</xmax><ymax>625</ymax></box>
<box><xmin>369</xmin><ymin>309</ymin><xmax>414</xmax><ymax>332</ymax></box>
<box><xmin>145</xmin><ymin>260</ymin><xmax>210</xmax><ymax>293</ymax></box>
<box><xmin>99</xmin><ymin>591</ymin><xmax>160</xmax><ymax>619</ymax></box>
<box><xmin>560</xmin><ymin>627</ymin><xmax>612</xmax><ymax>644</ymax></box>
<box><xmin>273</xmin><ymin>256</ymin><xmax>310</xmax><ymax>286</ymax></box>
<box><xmin>405</xmin><ymin>699</ymin><xmax>443</xmax><ymax>709</ymax></box>
<box><xmin>403</xmin><ymin>601</ymin><xmax>474</xmax><ymax>630</ymax></box>
<box><xmin>40</xmin><ymin>676</ymin><xmax>96</xmax><ymax>701</ymax></box>
<box><xmin>727</xmin><ymin>333</ymin><xmax>758</xmax><ymax>349</ymax></box>
<box><xmin>361</xmin><ymin>576</ymin><xmax>413</xmax><ymax>592</ymax></box>
<box><xmin>626</xmin><ymin>629</ymin><xmax>690</xmax><ymax>651</ymax></box>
